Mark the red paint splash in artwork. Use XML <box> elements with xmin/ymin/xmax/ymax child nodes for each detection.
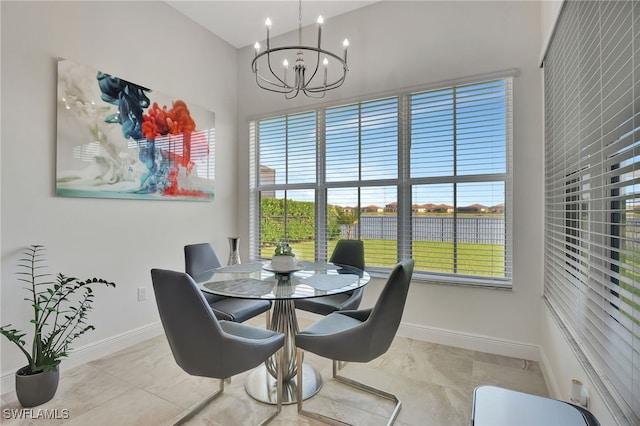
<box><xmin>141</xmin><ymin>100</ymin><xmax>211</xmax><ymax>198</ymax></box>
<box><xmin>163</xmin><ymin>167</ymin><xmax>211</xmax><ymax>198</ymax></box>
<box><xmin>142</xmin><ymin>101</ymin><xmax>196</xmax><ymax>166</ymax></box>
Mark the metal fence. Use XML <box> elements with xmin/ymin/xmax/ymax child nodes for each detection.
<box><xmin>345</xmin><ymin>215</ymin><xmax>505</xmax><ymax>244</ymax></box>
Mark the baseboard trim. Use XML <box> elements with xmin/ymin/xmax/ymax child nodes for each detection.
<box><xmin>297</xmin><ymin>310</ymin><xmax>542</xmax><ymax>361</ymax></box>
<box><xmin>1</xmin><ymin>321</ymin><xmax>163</xmax><ymax>395</ymax></box>
<box><xmin>538</xmin><ymin>345</ymin><xmax>561</xmax><ymax>399</ymax></box>
<box><xmin>397</xmin><ymin>321</ymin><xmax>541</xmax><ymax>362</ymax></box>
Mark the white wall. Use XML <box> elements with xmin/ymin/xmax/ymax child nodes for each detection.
<box><xmin>237</xmin><ymin>1</ymin><xmax>544</xmax><ymax>359</ymax></box>
<box><xmin>539</xmin><ymin>0</ymin><xmax>563</xmax><ymax>64</ymax></box>
<box><xmin>1</xmin><ymin>0</ymin><xmax>238</xmax><ymax>390</ymax></box>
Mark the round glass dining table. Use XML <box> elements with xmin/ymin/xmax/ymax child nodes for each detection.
<box><xmin>193</xmin><ymin>260</ymin><xmax>370</xmax><ymax>404</ymax></box>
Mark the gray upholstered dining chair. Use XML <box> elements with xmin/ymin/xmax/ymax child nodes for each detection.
<box><xmin>294</xmin><ymin>239</ymin><xmax>366</xmax><ymax>315</ymax></box>
<box><xmin>151</xmin><ymin>268</ymin><xmax>284</xmax><ymax>426</ymax></box>
<box><xmin>185</xmin><ymin>243</ymin><xmax>271</xmax><ymax>325</ymax></box>
<box><xmin>295</xmin><ymin>259</ymin><xmax>414</xmax><ymax>425</ymax></box>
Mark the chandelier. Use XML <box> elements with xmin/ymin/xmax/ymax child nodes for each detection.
<box><xmin>251</xmin><ymin>0</ymin><xmax>349</xmax><ymax>99</ymax></box>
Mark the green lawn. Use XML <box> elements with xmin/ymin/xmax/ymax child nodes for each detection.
<box><xmin>261</xmin><ymin>239</ymin><xmax>506</xmax><ymax>277</ymax></box>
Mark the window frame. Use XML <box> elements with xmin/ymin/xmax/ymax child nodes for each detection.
<box><xmin>249</xmin><ymin>73</ymin><xmax>514</xmax><ymax>289</ymax></box>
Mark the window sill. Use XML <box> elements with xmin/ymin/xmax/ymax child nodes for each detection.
<box><xmin>366</xmin><ymin>268</ymin><xmax>512</xmax><ymax>290</ymax></box>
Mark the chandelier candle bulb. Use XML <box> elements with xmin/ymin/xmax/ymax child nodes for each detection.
<box><xmin>343</xmin><ymin>39</ymin><xmax>349</xmax><ymax>62</ymax></box>
<box><xmin>323</xmin><ymin>58</ymin><xmax>328</xmax><ymax>84</ymax></box>
<box><xmin>317</xmin><ymin>16</ymin><xmax>323</xmax><ymax>47</ymax></box>
<box><xmin>283</xmin><ymin>59</ymin><xmax>288</xmax><ymax>84</ymax></box>
<box><xmin>265</xmin><ymin>18</ymin><xmax>271</xmax><ymax>49</ymax></box>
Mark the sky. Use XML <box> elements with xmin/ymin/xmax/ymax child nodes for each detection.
<box><xmin>258</xmin><ymin>80</ymin><xmax>508</xmax><ymax>208</ymax></box>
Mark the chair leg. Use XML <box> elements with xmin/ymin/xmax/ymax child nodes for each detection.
<box><xmin>332</xmin><ymin>360</ymin><xmax>402</xmax><ymax>426</ymax></box>
<box><xmin>173</xmin><ymin>379</ymin><xmax>224</xmax><ymax>426</ymax></box>
<box><xmin>265</xmin><ymin>310</ymin><xmax>271</xmax><ymax>329</ymax></box>
<box><xmin>174</xmin><ymin>355</ymin><xmax>283</xmax><ymax>426</ymax></box>
<box><xmin>296</xmin><ymin>350</ymin><xmax>401</xmax><ymax>426</ymax></box>
<box><xmin>297</xmin><ymin>349</ymin><xmax>349</xmax><ymax>426</ymax></box>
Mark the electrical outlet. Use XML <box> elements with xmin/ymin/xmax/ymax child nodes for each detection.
<box><xmin>137</xmin><ymin>287</ymin><xmax>147</xmax><ymax>301</ymax></box>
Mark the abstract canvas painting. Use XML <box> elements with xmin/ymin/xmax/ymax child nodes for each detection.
<box><xmin>56</xmin><ymin>59</ymin><xmax>215</xmax><ymax>201</ymax></box>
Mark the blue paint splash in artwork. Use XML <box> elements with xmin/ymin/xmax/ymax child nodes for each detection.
<box><xmin>96</xmin><ymin>72</ymin><xmax>165</xmax><ymax>191</ymax></box>
<box><xmin>137</xmin><ymin>139</ymin><xmax>170</xmax><ymax>193</ymax></box>
<box><xmin>96</xmin><ymin>72</ymin><xmax>150</xmax><ymax>140</ymax></box>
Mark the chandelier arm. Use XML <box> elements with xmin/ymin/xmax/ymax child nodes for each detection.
<box><xmin>254</xmin><ymin>73</ymin><xmax>296</xmax><ymax>94</ymax></box>
<box><xmin>256</xmin><ymin>67</ymin><xmax>346</xmax><ymax>94</ymax></box>
<box><xmin>254</xmin><ymin>66</ymin><xmax>300</xmax><ymax>93</ymax></box>
<box><xmin>265</xmin><ymin>50</ymin><xmax>290</xmax><ymax>89</ymax></box>
<box><xmin>301</xmin><ymin>89</ymin><xmax>326</xmax><ymax>99</ymax></box>
<box><xmin>305</xmin><ymin>65</ymin><xmax>347</xmax><ymax>92</ymax></box>
<box><xmin>301</xmin><ymin>48</ymin><xmax>323</xmax><ymax>91</ymax></box>
<box><xmin>303</xmin><ymin>57</ymin><xmax>346</xmax><ymax>91</ymax></box>
<box><xmin>306</xmin><ymin>77</ymin><xmax>345</xmax><ymax>93</ymax></box>
<box><xmin>285</xmin><ymin>88</ymin><xmax>302</xmax><ymax>100</ymax></box>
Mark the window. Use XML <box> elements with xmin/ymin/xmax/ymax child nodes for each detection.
<box><xmin>543</xmin><ymin>1</ymin><xmax>640</xmax><ymax>423</ymax></box>
<box><xmin>250</xmin><ymin>77</ymin><xmax>513</xmax><ymax>287</ymax></box>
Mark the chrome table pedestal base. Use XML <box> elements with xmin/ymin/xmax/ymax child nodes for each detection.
<box><xmin>247</xmin><ymin>296</ymin><xmax>323</xmax><ymax>404</ymax></box>
<box><xmin>245</xmin><ymin>363</ymin><xmax>322</xmax><ymax>404</ymax></box>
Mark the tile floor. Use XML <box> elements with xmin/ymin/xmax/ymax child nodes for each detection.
<box><xmin>1</xmin><ymin>314</ymin><xmax>548</xmax><ymax>425</ymax></box>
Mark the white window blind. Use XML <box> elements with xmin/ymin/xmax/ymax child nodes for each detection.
<box><xmin>326</xmin><ymin>98</ymin><xmax>399</xmax><ymax>268</ymax></box>
<box><xmin>250</xmin><ymin>77</ymin><xmax>513</xmax><ymax>287</ymax></box>
<box><xmin>409</xmin><ymin>80</ymin><xmax>512</xmax><ymax>281</ymax></box>
<box><xmin>252</xmin><ymin>112</ymin><xmax>317</xmax><ymax>260</ymax></box>
<box><xmin>543</xmin><ymin>1</ymin><xmax>640</xmax><ymax>423</ymax></box>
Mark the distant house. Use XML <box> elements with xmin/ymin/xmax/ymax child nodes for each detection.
<box><xmin>361</xmin><ymin>205</ymin><xmax>384</xmax><ymax>213</ymax></box>
<box><xmin>385</xmin><ymin>202</ymin><xmax>398</xmax><ymax>212</ymax></box>
<box><xmin>418</xmin><ymin>203</ymin><xmax>454</xmax><ymax>213</ymax></box>
<box><xmin>489</xmin><ymin>204</ymin><xmax>505</xmax><ymax>213</ymax></box>
<box><xmin>457</xmin><ymin>204</ymin><xmax>488</xmax><ymax>213</ymax></box>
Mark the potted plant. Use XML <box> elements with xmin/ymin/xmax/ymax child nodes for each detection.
<box><xmin>0</xmin><ymin>245</ymin><xmax>115</xmax><ymax>407</ymax></box>
<box><xmin>270</xmin><ymin>239</ymin><xmax>297</xmax><ymax>271</ymax></box>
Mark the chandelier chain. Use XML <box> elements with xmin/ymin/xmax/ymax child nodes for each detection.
<box><xmin>298</xmin><ymin>0</ymin><xmax>303</xmax><ymax>46</ymax></box>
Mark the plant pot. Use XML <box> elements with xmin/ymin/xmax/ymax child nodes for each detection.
<box><xmin>15</xmin><ymin>366</ymin><xmax>59</xmax><ymax>407</ymax></box>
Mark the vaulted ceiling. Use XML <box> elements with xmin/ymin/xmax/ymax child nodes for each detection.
<box><xmin>166</xmin><ymin>1</ymin><xmax>378</xmax><ymax>49</ymax></box>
